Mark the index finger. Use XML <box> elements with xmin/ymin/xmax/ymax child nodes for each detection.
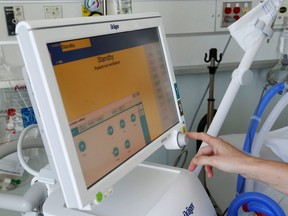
<box><xmin>186</xmin><ymin>132</ymin><xmax>216</xmax><ymax>147</ymax></box>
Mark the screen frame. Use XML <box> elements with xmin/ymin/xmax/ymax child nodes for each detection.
<box><xmin>16</xmin><ymin>13</ymin><xmax>186</xmax><ymax>209</ymax></box>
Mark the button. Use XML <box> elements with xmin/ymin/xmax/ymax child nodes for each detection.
<box><xmin>107</xmin><ymin>126</ymin><xmax>114</xmax><ymax>135</ymax></box>
<box><xmin>113</xmin><ymin>147</ymin><xmax>119</xmax><ymax>156</ymax></box>
<box><xmin>120</xmin><ymin>119</ymin><xmax>125</xmax><ymax>129</ymax></box>
<box><xmin>78</xmin><ymin>141</ymin><xmax>86</xmax><ymax>152</ymax></box>
<box><xmin>125</xmin><ymin>139</ymin><xmax>131</xmax><ymax>149</ymax></box>
<box><xmin>177</xmin><ymin>132</ymin><xmax>188</xmax><ymax>148</ymax></box>
<box><xmin>96</xmin><ymin>192</ymin><xmax>103</xmax><ymax>203</ymax></box>
<box><xmin>131</xmin><ymin>113</ymin><xmax>136</xmax><ymax>122</ymax></box>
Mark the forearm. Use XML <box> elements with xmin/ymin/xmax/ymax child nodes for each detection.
<box><xmin>240</xmin><ymin>156</ymin><xmax>288</xmax><ymax>195</ymax></box>
<box><xmin>187</xmin><ymin>132</ymin><xmax>288</xmax><ymax>195</ymax></box>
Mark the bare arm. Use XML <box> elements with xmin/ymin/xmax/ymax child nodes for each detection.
<box><xmin>187</xmin><ymin>132</ymin><xmax>288</xmax><ymax>195</ymax></box>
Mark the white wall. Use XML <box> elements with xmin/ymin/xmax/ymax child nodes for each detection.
<box><xmin>0</xmin><ymin>0</ymin><xmax>284</xmax><ymax>71</ymax></box>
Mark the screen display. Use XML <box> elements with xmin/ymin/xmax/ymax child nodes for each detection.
<box><xmin>47</xmin><ymin>28</ymin><xmax>179</xmax><ymax>188</ymax></box>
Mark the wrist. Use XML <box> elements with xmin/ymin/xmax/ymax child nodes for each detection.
<box><xmin>239</xmin><ymin>156</ymin><xmax>262</xmax><ymax>179</ymax></box>
<box><xmin>239</xmin><ymin>155</ymin><xmax>259</xmax><ymax>179</ymax></box>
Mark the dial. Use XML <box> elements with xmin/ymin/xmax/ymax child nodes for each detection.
<box><xmin>84</xmin><ymin>0</ymin><xmax>102</xmax><ymax>12</ymax></box>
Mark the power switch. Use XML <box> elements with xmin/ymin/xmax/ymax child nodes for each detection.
<box><xmin>177</xmin><ymin>132</ymin><xmax>188</xmax><ymax>148</ymax></box>
<box><xmin>164</xmin><ymin>131</ymin><xmax>188</xmax><ymax>150</ymax></box>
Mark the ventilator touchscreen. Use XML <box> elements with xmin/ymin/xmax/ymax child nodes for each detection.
<box><xmin>47</xmin><ymin>27</ymin><xmax>178</xmax><ymax>189</ymax></box>
<box><xmin>16</xmin><ymin>13</ymin><xmax>186</xmax><ymax>210</ymax></box>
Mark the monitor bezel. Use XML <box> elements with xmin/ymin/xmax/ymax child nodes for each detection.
<box><xmin>17</xmin><ymin>13</ymin><xmax>186</xmax><ymax>209</ymax></box>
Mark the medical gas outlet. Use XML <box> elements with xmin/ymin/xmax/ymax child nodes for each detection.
<box><xmin>221</xmin><ymin>2</ymin><xmax>252</xmax><ymax>28</ymax></box>
<box><xmin>214</xmin><ymin>0</ymin><xmax>261</xmax><ymax>32</ymax></box>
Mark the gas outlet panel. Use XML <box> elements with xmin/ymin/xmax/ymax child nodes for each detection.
<box><xmin>221</xmin><ymin>2</ymin><xmax>252</xmax><ymax>27</ymax></box>
<box><xmin>216</xmin><ymin>0</ymin><xmax>260</xmax><ymax>32</ymax></box>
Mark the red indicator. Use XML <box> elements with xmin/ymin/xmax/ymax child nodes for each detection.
<box><xmin>225</xmin><ymin>7</ymin><xmax>232</xmax><ymax>14</ymax></box>
<box><xmin>234</xmin><ymin>15</ymin><xmax>240</xmax><ymax>20</ymax></box>
<box><xmin>234</xmin><ymin>6</ymin><xmax>241</xmax><ymax>14</ymax></box>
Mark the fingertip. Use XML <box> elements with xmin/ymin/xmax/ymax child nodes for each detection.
<box><xmin>205</xmin><ymin>166</ymin><xmax>214</xmax><ymax>178</ymax></box>
<box><xmin>188</xmin><ymin>160</ymin><xmax>197</xmax><ymax>172</ymax></box>
<box><xmin>188</xmin><ymin>164</ymin><xmax>195</xmax><ymax>172</ymax></box>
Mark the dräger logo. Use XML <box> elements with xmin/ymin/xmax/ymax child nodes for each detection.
<box><xmin>110</xmin><ymin>24</ymin><xmax>119</xmax><ymax>30</ymax></box>
<box><xmin>182</xmin><ymin>202</ymin><xmax>195</xmax><ymax>216</ymax></box>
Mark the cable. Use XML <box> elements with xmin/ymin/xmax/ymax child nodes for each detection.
<box><xmin>188</xmin><ymin>83</ymin><xmax>209</xmax><ymax>132</ymax></box>
<box><xmin>173</xmin><ymin>149</ymin><xmax>188</xmax><ymax>168</ymax></box>
<box><xmin>17</xmin><ymin>124</ymin><xmax>40</xmax><ymax>177</ymax></box>
<box><xmin>221</xmin><ymin>208</ymin><xmax>228</xmax><ymax>216</ymax></box>
<box><xmin>217</xmin><ymin>36</ymin><xmax>232</xmax><ymax>68</ymax></box>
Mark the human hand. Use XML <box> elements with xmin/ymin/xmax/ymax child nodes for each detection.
<box><xmin>187</xmin><ymin>132</ymin><xmax>251</xmax><ymax>178</ymax></box>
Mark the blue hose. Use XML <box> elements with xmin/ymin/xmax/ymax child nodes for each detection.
<box><xmin>243</xmin><ymin>82</ymin><xmax>285</xmax><ymax>153</ymax></box>
<box><xmin>227</xmin><ymin>192</ymin><xmax>285</xmax><ymax>216</ymax></box>
<box><xmin>237</xmin><ymin>82</ymin><xmax>286</xmax><ymax>194</ymax></box>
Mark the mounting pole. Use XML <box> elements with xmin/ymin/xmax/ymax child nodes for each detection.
<box><xmin>204</xmin><ymin>48</ymin><xmax>222</xmax><ymax>128</ymax></box>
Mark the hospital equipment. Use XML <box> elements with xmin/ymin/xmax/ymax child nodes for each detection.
<box><xmin>194</xmin><ymin>0</ymin><xmax>287</xmax><ymax>215</ymax></box>
<box><xmin>233</xmin><ymin>35</ymin><xmax>288</xmax><ymax>209</ymax></box>
<box><xmin>194</xmin><ymin>0</ymin><xmax>283</xmax><ymax>174</ymax></box>
<box><xmin>0</xmin><ymin>0</ymin><xmax>285</xmax><ymax>215</ymax></box>
<box><xmin>228</xmin><ymin>192</ymin><xmax>285</xmax><ymax>215</ymax></box>
<box><xmin>228</xmin><ymin>81</ymin><xmax>288</xmax><ymax>216</ymax></box>
<box><xmin>12</xmin><ymin>12</ymin><xmax>216</xmax><ymax>215</ymax></box>
<box><xmin>204</xmin><ymin>48</ymin><xmax>222</xmax><ymax>128</ymax></box>
<box><xmin>236</xmin><ymin>82</ymin><xmax>287</xmax><ymax>194</ymax></box>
